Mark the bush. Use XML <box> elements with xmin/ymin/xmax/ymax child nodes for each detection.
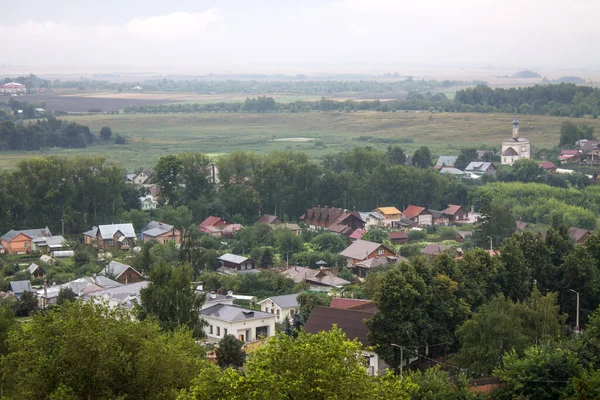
<box><xmin>438</xmin><ymin>226</ymin><xmax>458</xmax><ymax>240</ymax></box>
<box><xmin>407</xmin><ymin>229</ymin><xmax>427</xmax><ymax>242</ymax></box>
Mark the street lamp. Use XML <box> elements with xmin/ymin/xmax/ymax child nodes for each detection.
<box><xmin>390</xmin><ymin>343</ymin><xmax>404</xmax><ymax>378</ymax></box>
<box><xmin>486</xmin><ymin>236</ymin><xmax>493</xmax><ymax>251</ymax></box>
<box><xmin>570</xmin><ymin>289</ymin><xmax>580</xmax><ymax>333</ymax></box>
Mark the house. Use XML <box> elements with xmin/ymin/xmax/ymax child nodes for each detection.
<box><xmin>568</xmin><ymin>227</ymin><xmax>593</xmax><ymax>245</ymax></box>
<box><xmin>465</xmin><ymin>162</ymin><xmax>497</xmax><ymax>176</ymax></box>
<box><xmin>389</xmin><ymin>231</ymin><xmax>408</xmax><ymax>245</ymax></box>
<box><xmin>455</xmin><ymin>231</ymin><xmax>473</xmax><ymax>242</ymax></box>
<box><xmin>31</xmin><ymin>235</ymin><xmax>67</xmax><ymax>253</ymax></box>
<box><xmin>558</xmin><ymin>149</ymin><xmax>581</xmax><ymax>163</ymax></box>
<box><xmin>442</xmin><ymin>205</ymin><xmax>469</xmax><ymax>224</ymax></box>
<box><xmin>476</xmin><ymin>150</ymin><xmax>495</xmax><ymax>161</ymax></box>
<box><xmin>133</xmin><ymin>169</ymin><xmax>154</xmax><ymax>185</ymax></box>
<box><xmin>329</xmin><ymin>298</ymin><xmax>378</xmax><ymax>313</ymax></box>
<box><xmin>85</xmin><ymin>281</ymin><xmax>149</xmax><ymax>310</ymax></box>
<box><xmin>349</xmin><ymin>229</ymin><xmax>367</xmax><ymax>241</ymax></box>
<box><xmin>428</xmin><ymin>210</ymin><xmax>449</xmax><ymax>226</ymax></box>
<box><xmin>435</xmin><ymin>156</ymin><xmax>458</xmax><ymax>170</ymax></box>
<box><xmin>200</xmin><ymin>304</ymin><xmax>276</xmax><ymax>343</ymax></box>
<box><xmin>9</xmin><ymin>280</ymin><xmax>32</xmax><ymax>299</ymax></box>
<box><xmin>0</xmin><ymin>82</ymin><xmax>27</xmax><ymax>94</ymax></box>
<box><xmin>402</xmin><ymin>205</ymin><xmax>432</xmax><ymax>226</ymax></box>
<box><xmin>125</xmin><ymin>173</ymin><xmax>137</xmax><ymax>183</ymax></box>
<box><xmin>83</xmin><ymin>226</ymin><xmax>98</xmax><ymax>245</ymax></box>
<box><xmin>328</xmin><ymin>211</ymin><xmax>366</xmax><ymax>236</ymax></box>
<box><xmin>352</xmin><ymin>255</ymin><xmax>400</xmax><ymax>278</ymax></box>
<box><xmin>0</xmin><ymin>227</ymin><xmax>52</xmax><ymax>254</ymax></box>
<box><xmin>99</xmin><ymin>261</ymin><xmax>144</xmax><ymax>284</ymax></box>
<box><xmin>139</xmin><ymin>194</ymin><xmax>158</xmax><ymax>211</ymax></box>
<box><xmin>359</xmin><ymin>211</ymin><xmax>386</xmax><ymax>229</ymax></box>
<box><xmin>87</xmin><ymin>224</ymin><xmax>136</xmax><ymax>251</ymax></box>
<box><xmin>221</xmin><ymin>224</ymin><xmax>244</xmax><ymax>238</ymax></box>
<box><xmin>27</xmin><ymin>263</ymin><xmax>45</xmax><ymax>278</ymax></box>
<box><xmin>300</xmin><ymin>207</ymin><xmax>365</xmax><ymax>236</ymax></box>
<box><xmin>199</xmin><ymin>216</ymin><xmax>228</xmax><ymax>236</ymax></box>
<box><xmin>140</xmin><ymin>221</ymin><xmax>181</xmax><ymax>244</ymax></box>
<box><xmin>339</xmin><ymin>239</ymin><xmax>396</xmax><ymax>266</ymax></box>
<box><xmin>200</xmin><ymin>290</ymin><xmax>237</xmax><ymax>310</ymax></box>
<box><xmin>421</xmin><ymin>243</ymin><xmax>454</xmax><ymax>257</ymax></box>
<box><xmin>440</xmin><ymin>167</ymin><xmax>468</xmax><ymax>177</ymax></box>
<box><xmin>540</xmin><ymin>161</ymin><xmax>557</xmax><ymax>173</ymax></box>
<box><xmin>282</xmin><ymin>223</ymin><xmax>302</xmax><ymax>236</ymax></box>
<box><xmin>258</xmin><ymin>294</ymin><xmax>300</xmax><ymax>323</ymax></box>
<box><xmin>516</xmin><ymin>221</ymin><xmax>529</xmax><ymax>231</ymax></box>
<box><xmin>304</xmin><ymin>306</ymin><xmax>385</xmax><ymax>376</ymax></box>
<box><xmin>280</xmin><ymin>266</ymin><xmax>350</xmax><ymax>291</ymax></box>
<box><xmin>392</xmin><ymin>217</ymin><xmax>417</xmax><ymax>229</ymax></box>
<box><xmin>373</xmin><ymin>207</ymin><xmax>402</xmax><ymax>224</ymax></box>
<box><xmin>38</xmin><ymin>276</ymin><xmax>122</xmax><ymax>308</ymax></box>
<box><xmin>257</xmin><ymin>214</ymin><xmax>281</xmax><ymax>225</ymax></box>
<box><xmin>217</xmin><ymin>254</ymin><xmax>257</xmax><ymax>275</ymax></box>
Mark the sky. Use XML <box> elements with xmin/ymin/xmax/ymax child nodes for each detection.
<box><xmin>1</xmin><ymin>0</ymin><xmax>599</xmax><ymax>74</ymax></box>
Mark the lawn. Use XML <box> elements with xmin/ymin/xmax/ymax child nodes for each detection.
<box><xmin>2</xmin><ymin>111</ymin><xmax>598</xmax><ymax>171</ymax></box>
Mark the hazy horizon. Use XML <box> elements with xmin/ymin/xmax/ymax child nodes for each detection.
<box><xmin>1</xmin><ymin>0</ymin><xmax>600</xmax><ymax>75</ymax></box>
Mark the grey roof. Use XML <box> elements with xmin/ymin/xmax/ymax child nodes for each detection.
<box><xmin>216</xmin><ymin>266</ymin><xmax>259</xmax><ymax>275</ymax></box>
<box><xmin>42</xmin><ymin>276</ymin><xmax>122</xmax><ymax>298</ymax></box>
<box><xmin>10</xmin><ymin>280</ymin><xmax>32</xmax><ymax>294</ymax></box>
<box><xmin>280</xmin><ymin>267</ymin><xmax>350</xmax><ymax>288</ymax></box>
<box><xmin>98</xmin><ymin>224</ymin><xmax>136</xmax><ymax>240</ymax></box>
<box><xmin>260</xmin><ymin>293</ymin><xmax>300</xmax><ymax>308</ymax></box>
<box><xmin>142</xmin><ymin>221</ymin><xmax>174</xmax><ymax>233</ymax></box>
<box><xmin>359</xmin><ymin>211</ymin><xmax>385</xmax><ymax>222</ymax></box>
<box><xmin>83</xmin><ymin>226</ymin><xmax>98</xmax><ymax>238</ymax></box>
<box><xmin>84</xmin><ymin>281</ymin><xmax>149</xmax><ymax>309</ymax></box>
<box><xmin>339</xmin><ymin>240</ymin><xmax>391</xmax><ymax>261</ymax></box>
<box><xmin>99</xmin><ymin>261</ymin><xmax>141</xmax><ymax>279</ymax></box>
<box><xmin>435</xmin><ymin>156</ymin><xmax>458</xmax><ymax>167</ymax></box>
<box><xmin>200</xmin><ymin>304</ymin><xmax>274</xmax><ymax>322</ymax></box>
<box><xmin>33</xmin><ymin>235</ymin><xmax>67</xmax><ymax>248</ymax></box>
<box><xmin>465</xmin><ymin>162</ymin><xmax>495</xmax><ymax>172</ymax></box>
<box><xmin>219</xmin><ymin>253</ymin><xmax>251</xmax><ymax>264</ymax></box>
<box><xmin>428</xmin><ymin>210</ymin><xmax>445</xmax><ymax>219</ymax></box>
<box><xmin>501</xmin><ymin>147</ymin><xmax>519</xmax><ymax>156</ymax></box>
<box><xmin>27</xmin><ymin>263</ymin><xmax>42</xmax><ymax>274</ymax></box>
<box><xmin>421</xmin><ymin>244</ymin><xmax>451</xmax><ymax>256</ymax></box>
<box><xmin>440</xmin><ymin>167</ymin><xmax>465</xmax><ymax>175</ymax></box>
<box><xmin>1</xmin><ymin>227</ymin><xmax>52</xmax><ymax>241</ymax></box>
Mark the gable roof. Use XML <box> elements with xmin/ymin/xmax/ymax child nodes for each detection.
<box><xmin>421</xmin><ymin>243</ymin><xmax>452</xmax><ymax>256</ymax></box>
<box><xmin>280</xmin><ymin>266</ymin><xmax>350</xmax><ymax>288</ymax></box>
<box><xmin>540</xmin><ymin>161</ymin><xmax>556</xmax><ymax>169</ymax></box>
<box><xmin>259</xmin><ymin>293</ymin><xmax>299</xmax><ymax>308</ymax></box>
<box><xmin>354</xmin><ymin>255</ymin><xmax>399</xmax><ymax>270</ymax></box>
<box><xmin>1</xmin><ymin>227</ymin><xmax>52</xmax><ymax>241</ymax></box>
<box><xmin>389</xmin><ymin>231</ymin><xmax>408</xmax><ymax>240</ymax></box>
<box><xmin>83</xmin><ymin>226</ymin><xmax>98</xmax><ymax>238</ymax></box>
<box><xmin>435</xmin><ymin>156</ymin><xmax>458</xmax><ymax>167</ymax></box>
<box><xmin>329</xmin><ymin>298</ymin><xmax>375</xmax><ymax>310</ymax></box>
<box><xmin>440</xmin><ymin>167</ymin><xmax>466</xmax><ymax>176</ymax></box>
<box><xmin>257</xmin><ymin>214</ymin><xmax>281</xmax><ymax>224</ymax></box>
<box><xmin>304</xmin><ymin>306</ymin><xmax>373</xmax><ymax>347</ymax></box>
<box><xmin>349</xmin><ymin>229</ymin><xmax>367</xmax><ymax>240</ymax></box>
<box><xmin>98</xmin><ymin>224</ymin><xmax>136</xmax><ymax>240</ymax></box>
<box><xmin>568</xmin><ymin>227</ymin><xmax>592</xmax><ymax>243</ymax></box>
<box><xmin>402</xmin><ymin>205</ymin><xmax>426</xmax><ymax>219</ymax></box>
<box><xmin>200</xmin><ymin>216</ymin><xmax>226</xmax><ymax>228</ymax></box>
<box><xmin>374</xmin><ymin>207</ymin><xmax>401</xmax><ymax>216</ymax></box>
<box><xmin>219</xmin><ymin>253</ymin><xmax>252</xmax><ymax>264</ymax></box>
<box><xmin>428</xmin><ymin>210</ymin><xmax>445</xmax><ymax>219</ymax></box>
<box><xmin>465</xmin><ymin>162</ymin><xmax>495</xmax><ymax>172</ymax></box>
<box><xmin>100</xmin><ymin>261</ymin><xmax>142</xmax><ymax>279</ymax></box>
<box><xmin>200</xmin><ymin>304</ymin><xmax>274</xmax><ymax>322</ymax></box>
<box><xmin>501</xmin><ymin>147</ymin><xmax>519</xmax><ymax>156</ymax></box>
<box><xmin>9</xmin><ymin>280</ymin><xmax>32</xmax><ymax>294</ymax></box>
<box><xmin>27</xmin><ymin>263</ymin><xmax>43</xmax><ymax>274</ymax></box>
<box><xmin>443</xmin><ymin>204</ymin><xmax>464</xmax><ymax>216</ymax></box>
<box><xmin>141</xmin><ymin>221</ymin><xmax>176</xmax><ymax>237</ymax></box>
<box><xmin>339</xmin><ymin>239</ymin><xmax>390</xmax><ymax>261</ymax></box>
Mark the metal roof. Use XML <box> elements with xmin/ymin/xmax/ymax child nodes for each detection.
<box><xmin>340</xmin><ymin>239</ymin><xmax>389</xmax><ymax>261</ymax></box>
<box><xmin>435</xmin><ymin>156</ymin><xmax>458</xmax><ymax>167</ymax></box>
<box><xmin>258</xmin><ymin>293</ymin><xmax>300</xmax><ymax>309</ymax></box>
<box><xmin>218</xmin><ymin>253</ymin><xmax>251</xmax><ymax>264</ymax></box>
<box><xmin>9</xmin><ymin>280</ymin><xmax>32</xmax><ymax>294</ymax></box>
<box><xmin>1</xmin><ymin>227</ymin><xmax>52</xmax><ymax>241</ymax></box>
<box><xmin>200</xmin><ymin>304</ymin><xmax>274</xmax><ymax>322</ymax></box>
<box><xmin>100</xmin><ymin>261</ymin><xmax>141</xmax><ymax>279</ymax></box>
<box><xmin>98</xmin><ymin>224</ymin><xmax>136</xmax><ymax>240</ymax></box>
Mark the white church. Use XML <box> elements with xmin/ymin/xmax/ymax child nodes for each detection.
<box><xmin>501</xmin><ymin>115</ymin><xmax>530</xmax><ymax>166</ymax></box>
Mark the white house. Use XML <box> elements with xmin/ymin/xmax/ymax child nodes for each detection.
<box><xmin>501</xmin><ymin>115</ymin><xmax>530</xmax><ymax>166</ymax></box>
<box><xmin>258</xmin><ymin>293</ymin><xmax>300</xmax><ymax>323</ymax></box>
<box><xmin>200</xmin><ymin>304</ymin><xmax>276</xmax><ymax>343</ymax></box>
<box><xmin>133</xmin><ymin>169</ymin><xmax>154</xmax><ymax>185</ymax></box>
<box><xmin>139</xmin><ymin>194</ymin><xmax>158</xmax><ymax>211</ymax></box>
<box><xmin>200</xmin><ymin>290</ymin><xmax>236</xmax><ymax>310</ymax></box>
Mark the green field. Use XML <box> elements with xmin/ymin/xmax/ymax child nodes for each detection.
<box><xmin>2</xmin><ymin>111</ymin><xmax>599</xmax><ymax>171</ymax></box>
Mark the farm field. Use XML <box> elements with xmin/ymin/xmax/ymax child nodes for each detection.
<box><xmin>2</xmin><ymin>111</ymin><xmax>600</xmax><ymax>171</ymax></box>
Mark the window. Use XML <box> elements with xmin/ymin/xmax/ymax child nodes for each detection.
<box><xmin>290</xmin><ymin>310</ymin><xmax>295</xmax><ymax>315</ymax></box>
<box><xmin>108</xmin><ymin>240</ymin><xmax>114</xmax><ymax>247</ymax></box>
<box><xmin>224</xmin><ymin>328</ymin><xmax>228</xmax><ymax>336</ymax></box>
<box><xmin>216</xmin><ymin>327</ymin><xmax>221</xmax><ymax>336</ymax></box>
<box><xmin>209</xmin><ymin>325</ymin><xmax>213</xmax><ymax>334</ymax></box>
<box><xmin>377</xmin><ymin>249</ymin><xmax>384</xmax><ymax>255</ymax></box>
<box><xmin>276</xmin><ymin>310</ymin><xmax>280</xmax><ymax>317</ymax></box>
<box><xmin>24</xmin><ymin>242</ymin><xmax>28</xmax><ymax>248</ymax></box>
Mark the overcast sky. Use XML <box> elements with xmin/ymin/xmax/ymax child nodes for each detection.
<box><xmin>1</xmin><ymin>0</ymin><xmax>599</xmax><ymax>74</ymax></box>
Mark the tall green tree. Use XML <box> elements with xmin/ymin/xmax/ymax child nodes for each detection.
<box><xmin>474</xmin><ymin>198</ymin><xmax>516</xmax><ymax>249</ymax></box>
<box><xmin>387</xmin><ymin>145</ymin><xmax>407</xmax><ymax>166</ymax></box>
<box><xmin>216</xmin><ymin>334</ymin><xmax>245</xmax><ymax>368</ymax></box>
<box><xmin>412</xmin><ymin>146</ymin><xmax>432</xmax><ymax>168</ymax></box>
<box><xmin>154</xmin><ymin>154</ymin><xmax>183</xmax><ymax>205</ymax></box>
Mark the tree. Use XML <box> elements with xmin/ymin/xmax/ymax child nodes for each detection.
<box><xmin>387</xmin><ymin>145</ymin><xmax>407</xmax><ymax>165</ymax></box>
<box><xmin>412</xmin><ymin>146</ymin><xmax>432</xmax><ymax>168</ymax></box>
<box><xmin>559</xmin><ymin>120</ymin><xmax>594</xmax><ymax>147</ymax></box>
<box><xmin>474</xmin><ymin>198</ymin><xmax>516</xmax><ymax>249</ymax></box>
<box><xmin>406</xmin><ymin>366</ymin><xmax>480</xmax><ymax>400</ymax></box>
<box><xmin>0</xmin><ymin>300</ymin><xmax>16</xmax><ymax>355</ymax></box>
<box><xmin>216</xmin><ymin>334</ymin><xmax>245</xmax><ymax>368</ymax></box>
<box><xmin>138</xmin><ymin>263</ymin><xmax>207</xmax><ymax>338</ymax></box>
<box><xmin>56</xmin><ymin>287</ymin><xmax>77</xmax><ymax>305</ymax></box>
<box><xmin>0</xmin><ymin>301</ymin><xmax>204</xmax><ymax>399</ymax></box>
<box><xmin>154</xmin><ymin>155</ymin><xmax>183</xmax><ymax>205</ymax></box>
<box><xmin>494</xmin><ymin>344</ymin><xmax>582</xmax><ymax>400</ymax></box>
<box><xmin>274</xmin><ymin>227</ymin><xmax>303</xmax><ymax>256</ymax></box>
<box><xmin>454</xmin><ymin>148</ymin><xmax>477</xmax><ymax>171</ymax></box>
<box><xmin>363</xmin><ymin>227</ymin><xmax>390</xmax><ymax>244</ymax></box>
<box><xmin>297</xmin><ymin>292</ymin><xmax>331</xmax><ymax>320</ymax></box>
<box><xmin>100</xmin><ymin>126</ymin><xmax>112</xmax><ymax>141</ymax></box>
<box><xmin>511</xmin><ymin>158</ymin><xmax>546</xmax><ymax>183</ymax></box>
<box><xmin>311</xmin><ymin>232</ymin><xmax>347</xmax><ymax>253</ymax></box>
<box><xmin>337</xmin><ymin>265</ymin><xmax>355</xmax><ymax>282</ymax></box>
<box><xmin>12</xmin><ymin>290</ymin><xmax>38</xmax><ymax>317</ymax></box>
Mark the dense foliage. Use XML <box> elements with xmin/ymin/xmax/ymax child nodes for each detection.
<box><xmin>0</xmin><ymin>118</ymin><xmax>97</xmax><ymax>150</ymax></box>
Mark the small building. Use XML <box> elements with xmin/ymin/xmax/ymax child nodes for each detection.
<box><xmin>465</xmin><ymin>162</ymin><xmax>497</xmax><ymax>176</ymax></box>
<box><xmin>200</xmin><ymin>304</ymin><xmax>276</xmax><ymax>343</ymax></box>
<box><xmin>421</xmin><ymin>243</ymin><xmax>454</xmax><ymax>257</ymax></box>
<box><xmin>435</xmin><ymin>156</ymin><xmax>458</xmax><ymax>170</ymax></box>
<box><xmin>199</xmin><ymin>216</ymin><xmax>228</xmax><ymax>236</ymax></box>
<box><xmin>217</xmin><ymin>254</ymin><xmax>256</xmax><ymax>274</ymax></box>
<box><xmin>476</xmin><ymin>150</ymin><xmax>495</xmax><ymax>161</ymax></box>
<box><xmin>221</xmin><ymin>224</ymin><xmax>244</xmax><ymax>238</ymax></box>
<box><xmin>32</xmin><ymin>235</ymin><xmax>68</xmax><ymax>253</ymax></box>
<box><xmin>282</xmin><ymin>223</ymin><xmax>302</xmax><ymax>236</ymax></box>
<box><xmin>85</xmin><ymin>281</ymin><xmax>149</xmax><ymax>310</ymax></box>
<box><xmin>516</xmin><ymin>221</ymin><xmax>529</xmax><ymax>231</ymax></box>
<box><xmin>373</xmin><ymin>207</ymin><xmax>402</xmax><ymax>224</ymax></box>
<box><xmin>359</xmin><ymin>211</ymin><xmax>386</xmax><ymax>229</ymax></box>
<box><xmin>27</xmin><ymin>263</ymin><xmax>45</xmax><ymax>278</ymax></box>
<box><xmin>558</xmin><ymin>149</ymin><xmax>581</xmax><ymax>164</ymax></box>
<box><xmin>304</xmin><ymin>306</ymin><xmax>385</xmax><ymax>376</ymax></box>
<box><xmin>389</xmin><ymin>231</ymin><xmax>408</xmax><ymax>245</ymax></box>
<box><xmin>443</xmin><ymin>205</ymin><xmax>469</xmax><ymax>225</ymax></box>
<box><xmin>455</xmin><ymin>231</ymin><xmax>473</xmax><ymax>242</ymax></box>
<box><xmin>501</xmin><ymin>115</ymin><xmax>530</xmax><ymax>166</ymax></box>
<box><xmin>139</xmin><ymin>194</ymin><xmax>158</xmax><ymax>211</ymax></box>
<box><xmin>402</xmin><ymin>205</ymin><xmax>432</xmax><ymax>226</ymax></box>
<box><xmin>258</xmin><ymin>293</ymin><xmax>300</xmax><ymax>323</ymax></box>
<box><xmin>279</xmin><ymin>266</ymin><xmax>350</xmax><ymax>291</ymax></box>
<box><xmin>339</xmin><ymin>239</ymin><xmax>396</xmax><ymax>266</ymax></box>
<box><xmin>540</xmin><ymin>161</ymin><xmax>557</xmax><ymax>173</ymax></box>
<box><xmin>257</xmin><ymin>214</ymin><xmax>281</xmax><ymax>225</ymax></box>
<box><xmin>140</xmin><ymin>221</ymin><xmax>181</xmax><ymax>244</ymax></box>
<box><xmin>428</xmin><ymin>210</ymin><xmax>449</xmax><ymax>226</ymax></box>
<box><xmin>201</xmin><ymin>290</ymin><xmax>236</xmax><ymax>310</ymax></box>
<box><xmin>0</xmin><ymin>227</ymin><xmax>52</xmax><ymax>254</ymax></box>
<box><xmin>352</xmin><ymin>255</ymin><xmax>400</xmax><ymax>278</ymax></box>
<box><xmin>133</xmin><ymin>169</ymin><xmax>154</xmax><ymax>185</ymax></box>
<box><xmin>9</xmin><ymin>280</ymin><xmax>32</xmax><ymax>299</ymax></box>
<box><xmin>0</xmin><ymin>82</ymin><xmax>26</xmax><ymax>94</ymax></box>
<box><xmin>568</xmin><ymin>227</ymin><xmax>592</xmax><ymax>245</ymax></box>
<box><xmin>99</xmin><ymin>261</ymin><xmax>144</xmax><ymax>284</ymax></box>
<box><xmin>440</xmin><ymin>167</ymin><xmax>468</xmax><ymax>177</ymax></box>
<box><xmin>88</xmin><ymin>224</ymin><xmax>136</xmax><ymax>251</ymax></box>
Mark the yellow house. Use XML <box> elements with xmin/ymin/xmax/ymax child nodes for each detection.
<box><xmin>373</xmin><ymin>207</ymin><xmax>402</xmax><ymax>221</ymax></box>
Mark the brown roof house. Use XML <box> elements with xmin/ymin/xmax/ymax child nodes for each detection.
<box><xmin>304</xmin><ymin>306</ymin><xmax>386</xmax><ymax>375</ymax></box>
<box><xmin>199</xmin><ymin>216</ymin><xmax>228</xmax><ymax>236</ymax></box>
<box><xmin>329</xmin><ymin>298</ymin><xmax>378</xmax><ymax>313</ymax></box>
<box><xmin>217</xmin><ymin>254</ymin><xmax>258</xmax><ymax>275</ymax></box>
<box><xmin>428</xmin><ymin>210</ymin><xmax>450</xmax><ymax>226</ymax></box>
<box><xmin>300</xmin><ymin>207</ymin><xmax>365</xmax><ymax>236</ymax></box>
<box><xmin>389</xmin><ymin>231</ymin><xmax>408</xmax><ymax>245</ymax></box>
<box><xmin>257</xmin><ymin>214</ymin><xmax>282</xmax><ymax>225</ymax></box>
<box><xmin>421</xmin><ymin>243</ymin><xmax>457</xmax><ymax>257</ymax></box>
<box><xmin>279</xmin><ymin>266</ymin><xmax>350</xmax><ymax>291</ymax></box>
<box><xmin>540</xmin><ymin>161</ymin><xmax>557</xmax><ymax>173</ymax></box>
<box><xmin>442</xmin><ymin>205</ymin><xmax>469</xmax><ymax>225</ymax></box>
<box><xmin>340</xmin><ymin>239</ymin><xmax>397</xmax><ymax>277</ymax></box>
<box><xmin>99</xmin><ymin>261</ymin><xmax>144</xmax><ymax>284</ymax></box>
<box><xmin>568</xmin><ymin>227</ymin><xmax>593</xmax><ymax>244</ymax></box>
<box><xmin>402</xmin><ymin>205</ymin><xmax>432</xmax><ymax>226</ymax></box>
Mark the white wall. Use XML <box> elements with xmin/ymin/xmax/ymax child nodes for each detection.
<box><xmin>203</xmin><ymin>315</ymin><xmax>276</xmax><ymax>343</ymax></box>
<box><xmin>259</xmin><ymin>300</ymin><xmax>300</xmax><ymax>323</ymax></box>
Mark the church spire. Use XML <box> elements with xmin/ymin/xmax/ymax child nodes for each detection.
<box><xmin>512</xmin><ymin>110</ymin><xmax>519</xmax><ymax>140</ymax></box>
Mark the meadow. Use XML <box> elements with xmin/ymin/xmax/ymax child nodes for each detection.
<box><xmin>2</xmin><ymin>111</ymin><xmax>600</xmax><ymax>171</ymax></box>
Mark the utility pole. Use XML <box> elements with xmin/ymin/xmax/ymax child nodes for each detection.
<box><xmin>391</xmin><ymin>343</ymin><xmax>404</xmax><ymax>378</ymax></box>
<box><xmin>570</xmin><ymin>289</ymin><xmax>580</xmax><ymax>333</ymax></box>
<box><xmin>61</xmin><ymin>218</ymin><xmax>65</xmax><ymax>236</ymax></box>
<box><xmin>487</xmin><ymin>235</ymin><xmax>492</xmax><ymax>251</ymax></box>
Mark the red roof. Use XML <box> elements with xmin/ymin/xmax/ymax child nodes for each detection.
<box><xmin>330</xmin><ymin>298</ymin><xmax>374</xmax><ymax>310</ymax></box>
<box><xmin>199</xmin><ymin>216</ymin><xmax>226</xmax><ymax>228</ymax></box>
<box><xmin>560</xmin><ymin>150</ymin><xmax>580</xmax><ymax>156</ymax></box>
<box><xmin>443</xmin><ymin>204</ymin><xmax>463</xmax><ymax>216</ymax></box>
<box><xmin>389</xmin><ymin>231</ymin><xmax>408</xmax><ymax>240</ymax></box>
<box><xmin>403</xmin><ymin>205</ymin><xmax>425</xmax><ymax>219</ymax></box>
<box><xmin>540</xmin><ymin>161</ymin><xmax>556</xmax><ymax>170</ymax></box>
<box><xmin>349</xmin><ymin>229</ymin><xmax>366</xmax><ymax>240</ymax></box>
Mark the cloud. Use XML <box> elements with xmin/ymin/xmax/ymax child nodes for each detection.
<box><xmin>125</xmin><ymin>9</ymin><xmax>223</xmax><ymax>40</ymax></box>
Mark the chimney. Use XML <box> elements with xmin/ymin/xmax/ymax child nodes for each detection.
<box><xmin>210</xmin><ymin>291</ymin><xmax>216</xmax><ymax>300</ymax></box>
<box><xmin>43</xmin><ymin>280</ymin><xmax>48</xmax><ymax>309</ymax></box>
<box><xmin>227</xmin><ymin>290</ymin><xmax>233</xmax><ymax>297</ymax></box>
